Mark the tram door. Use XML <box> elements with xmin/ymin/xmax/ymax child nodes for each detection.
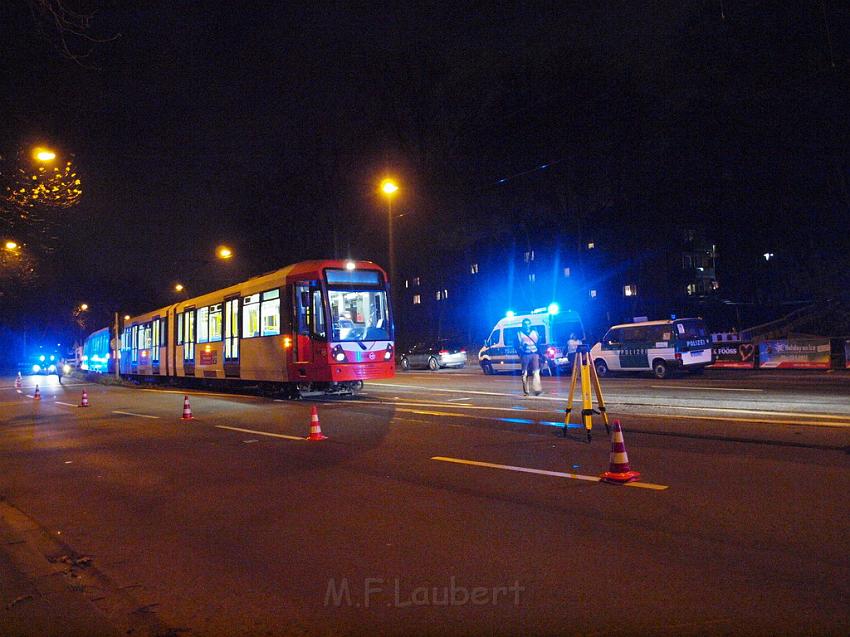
<box><xmin>293</xmin><ymin>283</ymin><xmax>313</xmax><ymax>364</ymax></box>
<box><xmin>223</xmin><ymin>296</ymin><xmax>240</xmax><ymax>377</ymax></box>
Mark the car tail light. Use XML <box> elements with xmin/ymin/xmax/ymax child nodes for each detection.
<box><xmin>439</xmin><ymin>350</ymin><xmax>449</xmax><ymax>355</ymax></box>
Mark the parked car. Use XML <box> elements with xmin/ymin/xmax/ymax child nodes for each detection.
<box><xmin>399</xmin><ymin>341</ymin><xmax>467</xmax><ymax>370</ymax></box>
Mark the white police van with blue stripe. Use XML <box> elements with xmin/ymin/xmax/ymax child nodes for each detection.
<box><xmin>590</xmin><ymin>318</ymin><xmax>713</xmax><ymax>379</ymax></box>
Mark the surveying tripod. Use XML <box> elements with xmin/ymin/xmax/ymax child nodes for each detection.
<box><xmin>564</xmin><ymin>345</ymin><xmax>610</xmax><ymax>442</ymax></box>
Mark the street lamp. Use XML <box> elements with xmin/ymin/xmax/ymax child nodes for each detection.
<box><xmin>32</xmin><ymin>147</ymin><xmax>56</xmax><ymax>162</ymax></box>
<box><xmin>380</xmin><ymin>178</ymin><xmax>399</xmax><ymax>288</ymax></box>
<box><xmin>4</xmin><ymin>240</ymin><xmax>19</xmax><ymax>251</ymax></box>
<box><xmin>174</xmin><ymin>283</ymin><xmax>185</xmax><ymax>292</ymax></box>
<box><xmin>80</xmin><ymin>303</ymin><xmax>89</xmax><ymax>311</ymax></box>
<box><xmin>216</xmin><ymin>245</ymin><xmax>233</xmax><ymax>260</ymax></box>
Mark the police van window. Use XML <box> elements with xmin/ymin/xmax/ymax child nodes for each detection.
<box><xmin>242</xmin><ymin>294</ymin><xmax>260</xmax><ymax>338</ymax></box>
<box><xmin>488</xmin><ymin>330</ymin><xmax>500</xmax><ymax>345</ymax></box>
<box><xmin>603</xmin><ymin>329</ymin><xmax>618</xmax><ymax>343</ymax></box>
<box><xmin>677</xmin><ymin>320</ymin><xmax>707</xmax><ymax>339</ymax></box>
<box><xmin>261</xmin><ymin>289</ymin><xmax>280</xmax><ymax>336</ymax></box>
<box><xmin>197</xmin><ymin>307</ymin><xmax>209</xmax><ymax>344</ymax></box>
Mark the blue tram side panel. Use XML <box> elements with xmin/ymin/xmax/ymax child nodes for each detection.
<box><xmin>82</xmin><ymin>327</ymin><xmax>111</xmax><ymax>373</ymax></box>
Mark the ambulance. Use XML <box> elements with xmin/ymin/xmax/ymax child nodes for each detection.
<box><xmin>589</xmin><ymin>318</ymin><xmax>713</xmax><ymax>379</ymax></box>
<box><xmin>478</xmin><ymin>305</ymin><xmax>585</xmax><ymax>375</ymax></box>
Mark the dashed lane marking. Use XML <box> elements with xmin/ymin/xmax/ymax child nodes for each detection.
<box><xmin>431</xmin><ymin>456</ymin><xmax>669</xmax><ymax>491</ymax></box>
<box><xmin>55</xmin><ymin>401</ymin><xmax>77</xmax><ymax>407</ymax></box>
<box><xmin>650</xmin><ymin>385</ymin><xmax>764</xmax><ymax>392</ymax></box>
<box><xmin>215</xmin><ymin>425</ymin><xmax>305</xmax><ymax>441</ymax></box>
<box><xmin>112</xmin><ymin>410</ymin><xmax>161</xmax><ymax>419</ymax></box>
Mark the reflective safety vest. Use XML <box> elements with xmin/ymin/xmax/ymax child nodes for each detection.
<box><xmin>517</xmin><ymin>330</ymin><xmax>539</xmax><ymax>355</ymax></box>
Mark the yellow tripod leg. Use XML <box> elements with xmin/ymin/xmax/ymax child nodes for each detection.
<box><xmin>588</xmin><ymin>355</ymin><xmax>610</xmax><ymax>436</ymax></box>
<box><xmin>563</xmin><ymin>355</ymin><xmax>579</xmax><ymax>437</ymax></box>
<box><xmin>580</xmin><ymin>351</ymin><xmax>593</xmax><ymax>441</ymax></box>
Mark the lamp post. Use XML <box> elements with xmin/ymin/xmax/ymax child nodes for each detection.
<box><xmin>380</xmin><ymin>178</ymin><xmax>399</xmax><ymax>289</ymax></box>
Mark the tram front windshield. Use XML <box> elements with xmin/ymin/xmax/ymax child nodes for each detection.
<box><xmin>327</xmin><ymin>288</ymin><xmax>391</xmax><ymax>342</ymax></box>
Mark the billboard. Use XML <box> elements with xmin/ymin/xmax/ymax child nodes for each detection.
<box><xmin>710</xmin><ymin>342</ymin><xmax>756</xmax><ymax>368</ymax></box>
<box><xmin>758</xmin><ymin>339</ymin><xmax>831</xmax><ymax>369</ymax></box>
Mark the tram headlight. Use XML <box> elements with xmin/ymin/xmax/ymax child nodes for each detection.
<box><xmin>332</xmin><ymin>345</ymin><xmax>346</xmax><ymax>362</ymax></box>
<box><xmin>384</xmin><ymin>344</ymin><xmax>394</xmax><ymax>361</ymax></box>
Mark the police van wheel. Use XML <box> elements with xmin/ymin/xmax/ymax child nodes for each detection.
<box><xmin>594</xmin><ymin>359</ymin><xmax>609</xmax><ymax>378</ymax></box>
<box><xmin>652</xmin><ymin>360</ymin><xmax>669</xmax><ymax>379</ymax></box>
<box><xmin>428</xmin><ymin>357</ymin><xmax>440</xmax><ymax>371</ymax></box>
<box><xmin>481</xmin><ymin>361</ymin><xmax>494</xmax><ymax>375</ymax></box>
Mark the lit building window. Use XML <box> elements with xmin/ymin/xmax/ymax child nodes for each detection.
<box><xmin>405</xmin><ymin>280</ymin><xmax>409</xmax><ymax>288</ymax></box>
<box><xmin>443</xmin><ymin>289</ymin><xmax>448</xmax><ymax>299</ymax></box>
<box><xmin>763</xmin><ymin>252</ymin><xmax>774</xmax><ymax>261</ymax></box>
<box><xmin>624</xmin><ymin>284</ymin><xmax>637</xmax><ymax>297</ymax></box>
<box><xmin>528</xmin><ymin>273</ymin><xmax>535</xmax><ymax>283</ymax></box>
<box><xmin>589</xmin><ymin>289</ymin><xmax>597</xmax><ymax>298</ymax></box>
<box><xmin>470</xmin><ymin>263</ymin><xmax>479</xmax><ymax>274</ymax></box>
<box><xmin>686</xmin><ymin>283</ymin><xmax>696</xmax><ymax>296</ymax></box>
<box><xmin>587</xmin><ymin>241</ymin><xmax>595</xmax><ymax>250</ymax></box>
<box><xmin>524</xmin><ymin>250</ymin><xmax>535</xmax><ymax>263</ymax></box>
<box><xmin>436</xmin><ymin>291</ymin><xmax>442</xmax><ymax>301</ymax></box>
<box><xmin>413</xmin><ymin>294</ymin><xmax>421</xmax><ymax>305</ymax></box>
<box><xmin>413</xmin><ymin>277</ymin><xmax>421</xmax><ymax>286</ymax></box>
<box><xmin>563</xmin><ymin>267</ymin><xmax>571</xmax><ymax>278</ymax></box>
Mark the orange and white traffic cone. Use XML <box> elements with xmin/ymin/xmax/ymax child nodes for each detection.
<box><xmin>601</xmin><ymin>420</ymin><xmax>640</xmax><ymax>484</ymax></box>
<box><xmin>306</xmin><ymin>405</ymin><xmax>327</xmax><ymax>441</ymax></box>
<box><xmin>33</xmin><ymin>385</ymin><xmax>41</xmax><ymax>401</ymax></box>
<box><xmin>181</xmin><ymin>395</ymin><xmax>193</xmax><ymax>420</ymax></box>
<box><xmin>79</xmin><ymin>389</ymin><xmax>89</xmax><ymax>408</ymax></box>
<box><xmin>15</xmin><ymin>372</ymin><xmax>22</xmax><ymax>388</ymax></box>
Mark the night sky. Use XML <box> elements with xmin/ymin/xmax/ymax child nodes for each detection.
<box><xmin>2</xmin><ymin>1</ymin><xmax>849</xmax><ymax>342</ymax></box>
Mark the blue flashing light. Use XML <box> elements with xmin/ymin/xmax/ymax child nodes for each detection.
<box><xmin>547</xmin><ymin>302</ymin><xmax>560</xmax><ymax>315</ymax></box>
<box><xmin>39</xmin><ymin>355</ymin><xmax>45</xmax><ymax>362</ymax></box>
<box><xmin>670</xmin><ymin>314</ymin><xmax>677</xmax><ymax>320</ymax></box>
<box><xmin>505</xmin><ymin>310</ymin><xmax>515</xmax><ymax>318</ymax></box>
<box><xmin>49</xmin><ymin>355</ymin><xmax>55</xmax><ymax>361</ymax></box>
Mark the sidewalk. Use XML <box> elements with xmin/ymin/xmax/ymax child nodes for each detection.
<box><xmin>0</xmin><ymin>502</ymin><xmax>120</xmax><ymax>637</ymax></box>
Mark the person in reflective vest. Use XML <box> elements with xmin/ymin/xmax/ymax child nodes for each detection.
<box><xmin>516</xmin><ymin>319</ymin><xmax>542</xmax><ymax>396</ymax></box>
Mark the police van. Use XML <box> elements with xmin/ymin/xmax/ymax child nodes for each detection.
<box><xmin>478</xmin><ymin>306</ymin><xmax>585</xmax><ymax>375</ymax></box>
<box><xmin>590</xmin><ymin>318</ymin><xmax>713</xmax><ymax>379</ymax></box>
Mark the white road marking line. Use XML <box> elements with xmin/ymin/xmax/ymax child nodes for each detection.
<box><xmin>112</xmin><ymin>410</ymin><xmax>161</xmax><ymax>419</ymax></box>
<box><xmin>651</xmin><ymin>412</ymin><xmax>850</xmax><ymax>429</ymax></box>
<box><xmin>243</xmin><ymin>439</ymin><xmax>259</xmax><ymax>444</ymax></box>
<box><xmin>650</xmin><ymin>385</ymin><xmax>763</xmax><ymax>392</ymax></box>
<box><xmin>55</xmin><ymin>401</ymin><xmax>77</xmax><ymax>407</ymax></box>
<box><xmin>216</xmin><ymin>425</ymin><xmax>305</xmax><ymax>441</ymax></box>
<box><xmin>447</xmin><ymin>397</ymin><xmax>472</xmax><ymax>402</ymax></box>
<box><xmin>431</xmin><ymin>457</ymin><xmax>669</xmax><ymax>491</ymax></box>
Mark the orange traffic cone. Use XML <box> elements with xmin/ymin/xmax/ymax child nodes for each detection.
<box><xmin>306</xmin><ymin>405</ymin><xmax>327</xmax><ymax>441</ymax></box>
<box><xmin>33</xmin><ymin>385</ymin><xmax>41</xmax><ymax>401</ymax></box>
<box><xmin>15</xmin><ymin>372</ymin><xmax>22</xmax><ymax>388</ymax></box>
<box><xmin>79</xmin><ymin>390</ymin><xmax>89</xmax><ymax>408</ymax></box>
<box><xmin>601</xmin><ymin>420</ymin><xmax>640</xmax><ymax>484</ymax></box>
<box><xmin>181</xmin><ymin>395</ymin><xmax>193</xmax><ymax>420</ymax></box>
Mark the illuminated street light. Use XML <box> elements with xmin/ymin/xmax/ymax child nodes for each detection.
<box><xmin>380</xmin><ymin>178</ymin><xmax>399</xmax><ymax>289</ymax></box>
<box><xmin>4</xmin><ymin>241</ymin><xmax>18</xmax><ymax>251</ymax></box>
<box><xmin>175</xmin><ymin>283</ymin><xmax>184</xmax><ymax>292</ymax></box>
<box><xmin>124</xmin><ymin>314</ymin><xmax>131</xmax><ymax>321</ymax></box>
<box><xmin>80</xmin><ymin>303</ymin><xmax>89</xmax><ymax>311</ymax></box>
<box><xmin>216</xmin><ymin>245</ymin><xmax>233</xmax><ymax>259</ymax></box>
<box><xmin>32</xmin><ymin>147</ymin><xmax>56</xmax><ymax>162</ymax></box>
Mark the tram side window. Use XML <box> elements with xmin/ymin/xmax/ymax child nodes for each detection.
<box><xmin>177</xmin><ymin>312</ymin><xmax>184</xmax><ymax>345</ymax></box>
<box><xmin>197</xmin><ymin>307</ymin><xmax>209</xmax><ymax>344</ymax></box>
<box><xmin>209</xmin><ymin>304</ymin><xmax>222</xmax><ymax>342</ymax></box>
<box><xmin>160</xmin><ymin>318</ymin><xmax>167</xmax><ymax>346</ymax></box>
<box><xmin>261</xmin><ymin>289</ymin><xmax>280</xmax><ymax>336</ymax></box>
<box><xmin>312</xmin><ymin>289</ymin><xmax>326</xmax><ymax>338</ymax></box>
<box><xmin>242</xmin><ymin>294</ymin><xmax>260</xmax><ymax>338</ymax></box>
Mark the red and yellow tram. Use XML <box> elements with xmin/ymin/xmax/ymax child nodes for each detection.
<box><xmin>118</xmin><ymin>260</ymin><xmax>394</xmax><ymax>394</ymax></box>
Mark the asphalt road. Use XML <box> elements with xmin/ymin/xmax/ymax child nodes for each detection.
<box><xmin>1</xmin><ymin>369</ymin><xmax>849</xmax><ymax>636</ymax></box>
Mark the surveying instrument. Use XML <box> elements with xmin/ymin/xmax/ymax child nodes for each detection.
<box><xmin>564</xmin><ymin>345</ymin><xmax>610</xmax><ymax>442</ymax></box>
